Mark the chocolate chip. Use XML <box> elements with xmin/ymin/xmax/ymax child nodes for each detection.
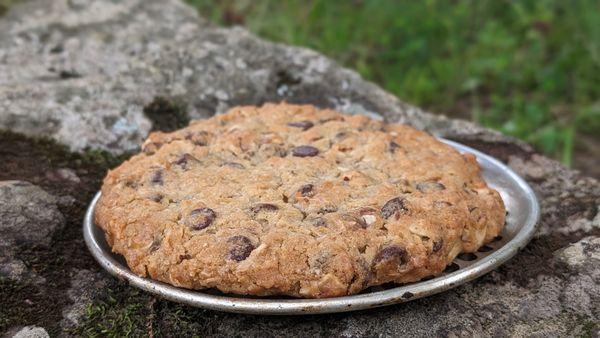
<box><xmin>298</xmin><ymin>184</ymin><xmax>315</xmax><ymax>197</ymax></box>
<box><xmin>185</xmin><ymin>207</ymin><xmax>216</xmax><ymax>230</ymax></box>
<box><xmin>150</xmin><ymin>170</ymin><xmax>164</xmax><ymax>185</ymax></box>
<box><xmin>287</xmin><ymin>120</ymin><xmax>314</xmax><ymax>131</ymax></box>
<box><xmin>416</xmin><ymin>181</ymin><xmax>446</xmax><ymax>192</ymax></box>
<box><xmin>178</xmin><ymin>254</ymin><xmax>192</xmax><ymax>262</ymax></box>
<box><xmin>389</xmin><ymin>141</ymin><xmax>401</xmax><ymax>153</ymax></box>
<box><xmin>250</xmin><ymin>203</ymin><xmax>279</xmax><ymax>214</ymax></box>
<box><xmin>432</xmin><ymin>240</ymin><xmax>443</xmax><ymax>253</ymax></box>
<box><xmin>172</xmin><ymin>153</ymin><xmax>198</xmax><ymax>169</ymax></box>
<box><xmin>292</xmin><ymin>145</ymin><xmax>319</xmax><ymax>157</ymax></box>
<box><xmin>125</xmin><ymin>180</ymin><xmax>139</xmax><ymax>189</ymax></box>
<box><xmin>222</xmin><ymin>161</ymin><xmax>245</xmax><ymax>169</ymax></box>
<box><xmin>380</xmin><ymin>197</ymin><xmax>407</xmax><ymax>219</ymax></box>
<box><xmin>227</xmin><ymin>235</ymin><xmax>255</xmax><ymax>261</ymax></box>
<box><xmin>373</xmin><ymin>245</ymin><xmax>408</xmax><ymax>266</ymax></box>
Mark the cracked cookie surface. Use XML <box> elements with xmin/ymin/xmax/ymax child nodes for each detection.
<box><xmin>95</xmin><ymin>103</ymin><xmax>505</xmax><ymax>298</ymax></box>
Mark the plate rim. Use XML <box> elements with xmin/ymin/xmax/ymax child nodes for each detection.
<box><xmin>83</xmin><ymin>138</ymin><xmax>540</xmax><ymax>315</ymax></box>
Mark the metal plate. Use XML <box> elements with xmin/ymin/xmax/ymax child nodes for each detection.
<box><xmin>83</xmin><ymin>139</ymin><xmax>540</xmax><ymax>315</ymax></box>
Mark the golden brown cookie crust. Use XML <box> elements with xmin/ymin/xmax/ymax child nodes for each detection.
<box><xmin>95</xmin><ymin>103</ymin><xmax>505</xmax><ymax>298</ymax></box>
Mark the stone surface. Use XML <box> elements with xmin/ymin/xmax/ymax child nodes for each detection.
<box><xmin>0</xmin><ymin>181</ymin><xmax>65</xmax><ymax>248</ymax></box>
<box><xmin>0</xmin><ymin>181</ymin><xmax>64</xmax><ymax>284</ymax></box>
<box><xmin>60</xmin><ymin>269</ymin><xmax>111</xmax><ymax>329</ymax></box>
<box><xmin>0</xmin><ymin>0</ymin><xmax>515</xmax><ymax>155</ymax></box>
<box><xmin>0</xmin><ymin>0</ymin><xmax>598</xmax><ymax>337</ymax></box>
<box><xmin>8</xmin><ymin>326</ymin><xmax>49</xmax><ymax>338</ymax></box>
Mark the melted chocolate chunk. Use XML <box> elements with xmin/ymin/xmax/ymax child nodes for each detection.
<box><xmin>172</xmin><ymin>153</ymin><xmax>198</xmax><ymax>169</ymax></box>
<box><xmin>432</xmin><ymin>240</ymin><xmax>443</xmax><ymax>253</ymax></box>
<box><xmin>150</xmin><ymin>170</ymin><xmax>164</xmax><ymax>185</ymax></box>
<box><xmin>125</xmin><ymin>180</ymin><xmax>139</xmax><ymax>189</ymax></box>
<box><xmin>416</xmin><ymin>181</ymin><xmax>446</xmax><ymax>192</ymax></box>
<box><xmin>298</xmin><ymin>184</ymin><xmax>315</xmax><ymax>197</ymax></box>
<box><xmin>250</xmin><ymin>203</ymin><xmax>279</xmax><ymax>214</ymax></box>
<box><xmin>287</xmin><ymin>120</ymin><xmax>314</xmax><ymax>131</ymax></box>
<box><xmin>292</xmin><ymin>145</ymin><xmax>319</xmax><ymax>157</ymax></box>
<box><xmin>389</xmin><ymin>141</ymin><xmax>401</xmax><ymax>153</ymax></box>
<box><xmin>380</xmin><ymin>197</ymin><xmax>407</xmax><ymax>219</ymax></box>
<box><xmin>185</xmin><ymin>207</ymin><xmax>216</xmax><ymax>230</ymax></box>
<box><xmin>373</xmin><ymin>245</ymin><xmax>409</xmax><ymax>266</ymax></box>
<box><xmin>178</xmin><ymin>254</ymin><xmax>192</xmax><ymax>261</ymax></box>
<box><xmin>227</xmin><ymin>235</ymin><xmax>255</xmax><ymax>261</ymax></box>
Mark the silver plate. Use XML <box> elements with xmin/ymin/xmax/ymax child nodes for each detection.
<box><xmin>83</xmin><ymin>139</ymin><xmax>540</xmax><ymax>315</ymax></box>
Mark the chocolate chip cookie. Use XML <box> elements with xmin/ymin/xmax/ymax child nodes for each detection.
<box><xmin>94</xmin><ymin>103</ymin><xmax>505</xmax><ymax>298</ymax></box>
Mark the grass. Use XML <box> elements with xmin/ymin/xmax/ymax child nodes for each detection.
<box><xmin>1</xmin><ymin>0</ymin><xmax>597</xmax><ymax>165</ymax></box>
<box><xmin>187</xmin><ymin>0</ymin><xmax>599</xmax><ymax>165</ymax></box>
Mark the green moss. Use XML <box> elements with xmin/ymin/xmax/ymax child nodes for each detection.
<box><xmin>72</xmin><ymin>287</ymin><xmax>153</xmax><ymax>337</ymax></box>
<box><xmin>187</xmin><ymin>0</ymin><xmax>600</xmax><ymax>165</ymax></box>
<box><xmin>143</xmin><ymin>96</ymin><xmax>190</xmax><ymax>132</ymax></box>
<box><xmin>0</xmin><ymin>130</ymin><xmax>130</xmax><ymax>335</ymax></box>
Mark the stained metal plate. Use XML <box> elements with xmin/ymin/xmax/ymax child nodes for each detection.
<box><xmin>83</xmin><ymin>139</ymin><xmax>540</xmax><ymax>315</ymax></box>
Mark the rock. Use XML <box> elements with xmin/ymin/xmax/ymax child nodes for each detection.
<box><xmin>0</xmin><ymin>181</ymin><xmax>65</xmax><ymax>249</ymax></box>
<box><xmin>7</xmin><ymin>326</ymin><xmax>49</xmax><ymax>338</ymax></box>
<box><xmin>0</xmin><ymin>181</ymin><xmax>63</xmax><ymax>284</ymax></box>
<box><xmin>0</xmin><ymin>0</ymin><xmax>598</xmax><ymax>337</ymax></box>
<box><xmin>0</xmin><ymin>256</ymin><xmax>44</xmax><ymax>284</ymax></box>
<box><xmin>60</xmin><ymin>269</ymin><xmax>111</xmax><ymax>329</ymax></box>
<box><xmin>45</xmin><ymin>168</ymin><xmax>81</xmax><ymax>184</ymax></box>
<box><xmin>555</xmin><ymin>236</ymin><xmax>600</xmax><ymax>269</ymax></box>
<box><xmin>0</xmin><ymin>0</ymin><xmax>509</xmax><ymax>155</ymax></box>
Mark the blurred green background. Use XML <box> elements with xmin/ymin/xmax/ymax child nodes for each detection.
<box><xmin>187</xmin><ymin>0</ymin><xmax>599</xmax><ymax>175</ymax></box>
<box><xmin>1</xmin><ymin>0</ymin><xmax>598</xmax><ymax>175</ymax></box>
